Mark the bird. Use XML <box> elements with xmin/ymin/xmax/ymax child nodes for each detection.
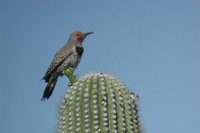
<box><xmin>41</xmin><ymin>31</ymin><xmax>93</xmax><ymax>100</ymax></box>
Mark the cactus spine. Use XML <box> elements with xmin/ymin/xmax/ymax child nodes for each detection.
<box><xmin>59</xmin><ymin>73</ymin><xmax>141</xmax><ymax>133</ymax></box>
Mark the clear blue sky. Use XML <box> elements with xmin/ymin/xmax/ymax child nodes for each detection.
<box><xmin>1</xmin><ymin>0</ymin><xmax>200</xmax><ymax>133</ymax></box>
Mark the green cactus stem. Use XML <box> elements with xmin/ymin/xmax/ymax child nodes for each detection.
<box><xmin>59</xmin><ymin>73</ymin><xmax>141</xmax><ymax>133</ymax></box>
<box><xmin>64</xmin><ymin>67</ymin><xmax>77</xmax><ymax>86</ymax></box>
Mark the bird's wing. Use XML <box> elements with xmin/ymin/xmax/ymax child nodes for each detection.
<box><xmin>42</xmin><ymin>45</ymin><xmax>73</xmax><ymax>82</ymax></box>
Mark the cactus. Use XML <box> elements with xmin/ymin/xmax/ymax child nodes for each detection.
<box><xmin>64</xmin><ymin>67</ymin><xmax>77</xmax><ymax>86</ymax></box>
<box><xmin>59</xmin><ymin>73</ymin><xmax>141</xmax><ymax>133</ymax></box>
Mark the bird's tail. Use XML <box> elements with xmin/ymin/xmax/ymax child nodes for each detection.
<box><xmin>41</xmin><ymin>75</ymin><xmax>58</xmax><ymax>101</ymax></box>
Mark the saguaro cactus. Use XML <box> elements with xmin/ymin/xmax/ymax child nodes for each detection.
<box><xmin>59</xmin><ymin>73</ymin><xmax>141</xmax><ymax>133</ymax></box>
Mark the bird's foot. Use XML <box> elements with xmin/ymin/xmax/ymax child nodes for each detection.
<box><xmin>64</xmin><ymin>67</ymin><xmax>77</xmax><ymax>86</ymax></box>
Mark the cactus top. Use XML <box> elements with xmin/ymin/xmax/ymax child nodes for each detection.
<box><xmin>59</xmin><ymin>73</ymin><xmax>141</xmax><ymax>133</ymax></box>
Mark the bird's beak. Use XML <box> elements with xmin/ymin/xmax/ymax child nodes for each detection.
<box><xmin>84</xmin><ymin>32</ymin><xmax>94</xmax><ymax>37</ymax></box>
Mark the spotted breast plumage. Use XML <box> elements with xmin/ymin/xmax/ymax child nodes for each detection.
<box><xmin>41</xmin><ymin>31</ymin><xmax>93</xmax><ymax>100</ymax></box>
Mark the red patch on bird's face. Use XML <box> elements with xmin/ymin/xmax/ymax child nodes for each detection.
<box><xmin>77</xmin><ymin>36</ymin><xmax>84</xmax><ymax>42</ymax></box>
<box><xmin>71</xmin><ymin>32</ymin><xmax>84</xmax><ymax>42</ymax></box>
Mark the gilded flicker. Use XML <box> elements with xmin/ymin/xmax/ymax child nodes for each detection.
<box><xmin>41</xmin><ymin>31</ymin><xmax>93</xmax><ymax>100</ymax></box>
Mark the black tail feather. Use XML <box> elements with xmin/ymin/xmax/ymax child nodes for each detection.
<box><xmin>42</xmin><ymin>74</ymin><xmax>51</xmax><ymax>83</ymax></box>
<box><xmin>41</xmin><ymin>76</ymin><xmax>58</xmax><ymax>101</ymax></box>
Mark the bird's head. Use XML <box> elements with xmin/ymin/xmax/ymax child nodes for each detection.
<box><xmin>70</xmin><ymin>31</ymin><xmax>94</xmax><ymax>43</ymax></box>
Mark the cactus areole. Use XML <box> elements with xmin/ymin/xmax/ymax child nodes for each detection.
<box><xmin>59</xmin><ymin>73</ymin><xmax>141</xmax><ymax>133</ymax></box>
